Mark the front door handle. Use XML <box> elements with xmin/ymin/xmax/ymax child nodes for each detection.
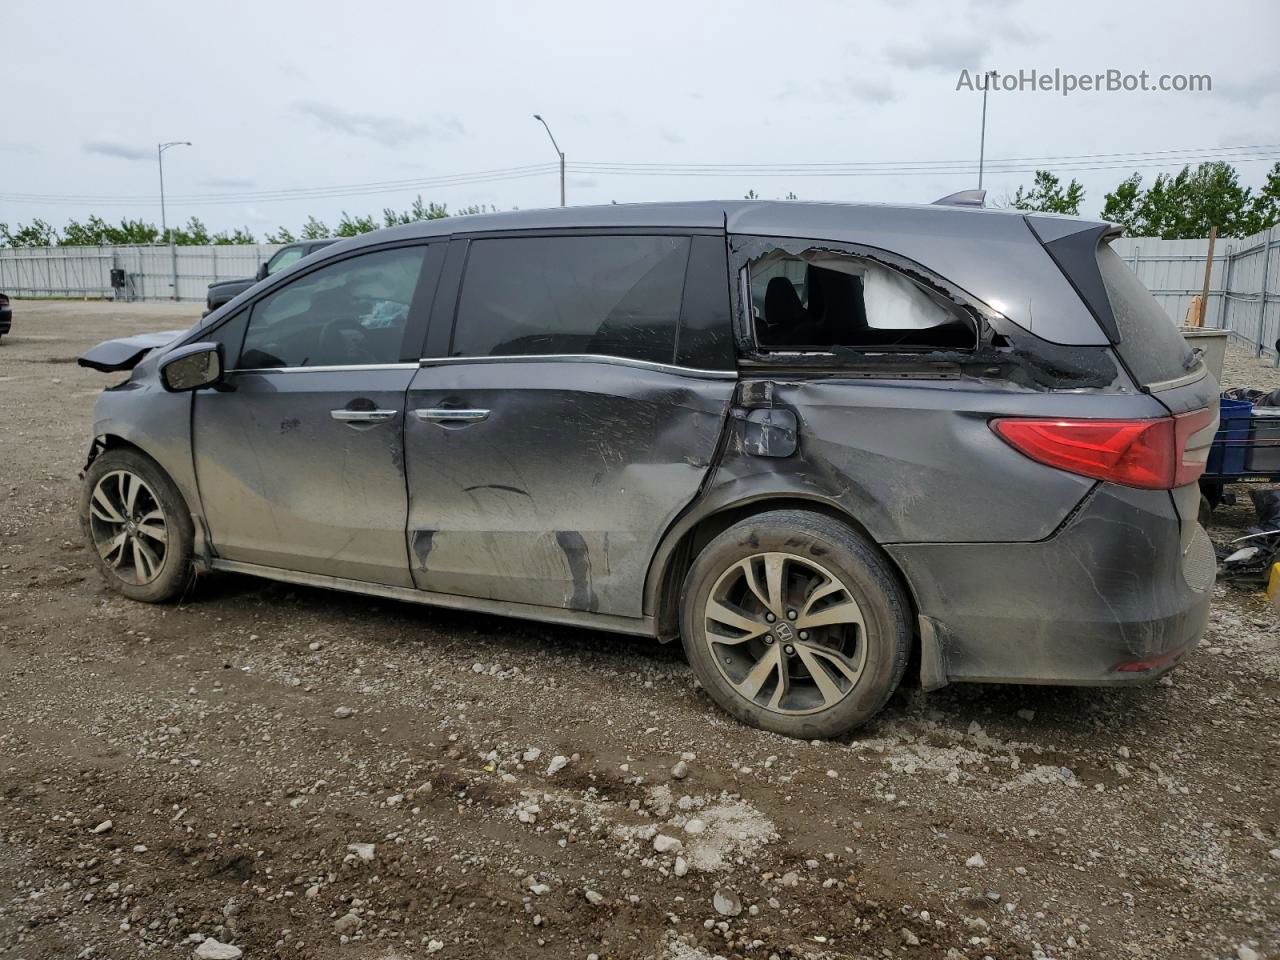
<box><xmin>415</xmin><ymin>408</ymin><xmax>490</xmax><ymax>423</ymax></box>
<box><xmin>330</xmin><ymin>408</ymin><xmax>398</xmax><ymax>423</ymax></box>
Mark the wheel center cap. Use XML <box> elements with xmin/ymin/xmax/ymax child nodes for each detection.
<box><xmin>124</xmin><ymin>521</ymin><xmax>136</xmax><ymax>534</ymax></box>
<box><xmin>773</xmin><ymin>622</ymin><xmax>795</xmax><ymax>643</ymax></box>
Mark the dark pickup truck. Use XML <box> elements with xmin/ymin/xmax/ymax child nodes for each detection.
<box><xmin>204</xmin><ymin>238</ymin><xmax>337</xmax><ymax>315</ymax></box>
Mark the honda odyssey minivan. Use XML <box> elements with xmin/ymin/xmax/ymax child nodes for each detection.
<box><xmin>77</xmin><ymin>199</ymin><xmax>1217</xmax><ymax>738</ymax></box>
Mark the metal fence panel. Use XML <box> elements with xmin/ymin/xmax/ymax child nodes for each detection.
<box><xmin>0</xmin><ymin>243</ymin><xmax>284</xmax><ymax>302</ymax></box>
<box><xmin>1113</xmin><ymin>226</ymin><xmax>1278</xmax><ymax>355</ymax></box>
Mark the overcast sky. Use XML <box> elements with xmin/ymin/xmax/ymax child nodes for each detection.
<box><xmin>4</xmin><ymin>0</ymin><xmax>1278</xmax><ymax>237</ymax></box>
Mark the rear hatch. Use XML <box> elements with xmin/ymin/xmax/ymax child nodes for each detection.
<box><xmin>1028</xmin><ymin>217</ymin><xmax>1216</xmax><ymax>554</ymax></box>
<box><xmin>1094</xmin><ymin>239</ymin><xmax>1218</xmax><ymax>543</ymax></box>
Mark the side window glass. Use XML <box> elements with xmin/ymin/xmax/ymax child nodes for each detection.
<box><xmin>747</xmin><ymin>249</ymin><xmax>976</xmax><ymax>352</ymax></box>
<box><xmin>203</xmin><ymin>307</ymin><xmax>249</xmax><ymax>369</ymax></box>
<box><xmin>676</xmin><ymin>235</ymin><xmax>734</xmax><ymax>370</ymax></box>
<box><xmin>239</xmin><ymin>247</ymin><xmax>426</xmax><ymax>368</ymax></box>
<box><xmin>452</xmin><ymin>235</ymin><xmax>690</xmax><ymax>364</ymax></box>
<box><xmin>266</xmin><ymin>247</ymin><xmax>305</xmax><ymax>276</ymax></box>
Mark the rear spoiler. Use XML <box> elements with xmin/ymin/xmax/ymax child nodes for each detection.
<box><xmin>932</xmin><ymin>189</ymin><xmax>986</xmax><ymax>207</ymax></box>
<box><xmin>1025</xmin><ymin>216</ymin><xmax>1122</xmax><ymax>343</ymax></box>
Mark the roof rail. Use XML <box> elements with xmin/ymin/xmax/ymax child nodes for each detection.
<box><xmin>932</xmin><ymin>189</ymin><xmax>986</xmax><ymax>207</ymax></box>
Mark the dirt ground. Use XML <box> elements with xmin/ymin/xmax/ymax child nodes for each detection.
<box><xmin>0</xmin><ymin>301</ymin><xmax>1277</xmax><ymax>960</ymax></box>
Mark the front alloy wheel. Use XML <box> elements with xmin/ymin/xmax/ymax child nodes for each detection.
<box><xmin>81</xmin><ymin>448</ymin><xmax>194</xmax><ymax>603</ymax></box>
<box><xmin>704</xmin><ymin>552</ymin><xmax>867</xmax><ymax>715</ymax></box>
<box><xmin>87</xmin><ymin>470</ymin><xmax>169</xmax><ymax>584</ymax></box>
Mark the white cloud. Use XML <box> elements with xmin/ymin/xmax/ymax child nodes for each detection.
<box><xmin>293</xmin><ymin>101</ymin><xmax>464</xmax><ymax>148</ymax></box>
<box><xmin>885</xmin><ymin>34</ymin><xmax>991</xmax><ymax>72</ymax></box>
<box><xmin>82</xmin><ymin>140</ymin><xmax>150</xmax><ymax>161</ymax></box>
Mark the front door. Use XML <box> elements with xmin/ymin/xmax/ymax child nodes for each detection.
<box><xmin>403</xmin><ymin>233</ymin><xmax>737</xmax><ymax>616</ymax></box>
<box><xmin>193</xmin><ymin>243</ymin><xmax>436</xmax><ymax>586</ymax></box>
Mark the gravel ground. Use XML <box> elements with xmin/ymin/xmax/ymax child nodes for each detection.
<box><xmin>0</xmin><ymin>302</ymin><xmax>1277</xmax><ymax>960</ymax></box>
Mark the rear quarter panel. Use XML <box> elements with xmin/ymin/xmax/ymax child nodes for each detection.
<box><xmin>719</xmin><ymin>375</ymin><xmax>1170</xmax><ymax>544</ymax></box>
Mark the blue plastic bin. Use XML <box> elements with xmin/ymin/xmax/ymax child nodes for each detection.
<box><xmin>1206</xmin><ymin>397</ymin><xmax>1253</xmax><ymax>476</ymax></box>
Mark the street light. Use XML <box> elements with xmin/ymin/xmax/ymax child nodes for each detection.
<box><xmin>157</xmin><ymin>140</ymin><xmax>192</xmax><ymax>300</ymax></box>
<box><xmin>977</xmin><ymin>71</ymin><xmax>997</xmax><ymax>190</ymax></box>
<box><xmin>532</xmin><ymin>114</ymin><xmax>565</xmax><ymax>207</ymax></box>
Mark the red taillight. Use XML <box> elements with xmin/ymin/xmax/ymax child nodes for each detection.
<box><xmin>992</xmin><ymin>408</ymin><xmax>1214</xmax><ymax>490</ymax></box>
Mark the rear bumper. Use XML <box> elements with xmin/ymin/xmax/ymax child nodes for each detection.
<box><xmin>887</xmin><ymin>483</ymin><xmax>1213</xmax><ymax>686</ymax></box>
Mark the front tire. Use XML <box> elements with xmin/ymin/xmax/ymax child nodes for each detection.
<box><xmin>80</xmin><ymin>448</ymin><xmax>195</xmax><ymax>602</ymax></box>
<box><xmin>680</xmin><ymin>510</ymin><xmax>910</xmax><ymax>739</ymax></box>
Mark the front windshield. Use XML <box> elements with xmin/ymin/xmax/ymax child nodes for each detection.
<box><xmin>267</xmin><ymin>247</ymin><xmax>305</xmax><ymax>276</ymax></box>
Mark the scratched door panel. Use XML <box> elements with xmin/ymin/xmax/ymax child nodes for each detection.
<box><xmin>193</xmin><ymin>368</ymin><xmax>416</xmax><ymax>586</ymax></box>
<box><xmin>404</xmin><ymin>359</ymin><xmax>734</xmax><ymax>616</ymax></box>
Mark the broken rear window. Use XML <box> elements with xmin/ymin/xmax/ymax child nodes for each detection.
<box><xmin>747</xmin><ymin>250</ymin><xmax>976</xmax><ymax>353</ymax></box>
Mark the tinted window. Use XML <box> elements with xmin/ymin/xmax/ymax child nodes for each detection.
<box><xmin>676</xmin><ymin>235</ymin><xmax>735</xmax><ymax>370</ymax></box>
<box><xmin>205</xmin><ymin>308</ymin><xmax>248</xmax><ymax>368</ymax></box>
<box><xmin>747</xmin><ymin>249</ymin><xmax>975</xmax><ymax>352</ymax></box>
<box><xmin>239</xmin><ymin>246</ymin><xmax>426</xmax><ymax>368</ymax></box>
<box><xmin>452</xmin><ymin>235</ymin><xmax>691</xmax><ymax>363</ymax></box>
<box><xmin>266</xmin><ymin>246</ymin><xmax>305</xmax><ymax>276</ymax></box>
<box><xmin>1097</xmin><ymin>243</ymin><xmax>1197</xmax><ymax>387</ymax></box>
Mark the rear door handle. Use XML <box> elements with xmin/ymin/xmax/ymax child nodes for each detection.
<box><xmin>415</xmin><ymin>408</ymin><xmax>490</xmax><ymax>423</ymax></box>
<box><xmin>330</xmin><ymin>408</ymin><xmax>398</xmax><ymax>423</ymax></box>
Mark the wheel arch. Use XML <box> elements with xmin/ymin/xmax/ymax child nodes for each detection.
<box><xmin>645</xmin><ymin>492</ymin><xmax>922</xmax><ymax>664</ymax></box>
<box><xmin>86</xmin><ymin>431</ymin><xmax>210</xmax><ymax>564</ymax></box>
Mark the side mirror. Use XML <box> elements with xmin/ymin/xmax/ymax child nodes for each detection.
<box><xmin>160</xmin><ymin>342</ymin><xmax>224</xmax><ymax>392</ymax></box>
<box><xmin>256</xmin><ymin>262</ymin><xmax>269</xmax><ymax>281</ymax></box>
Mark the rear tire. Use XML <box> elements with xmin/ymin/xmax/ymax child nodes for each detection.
<box><xmin>80</xmin><ymin>448</ymin><xmax>195</xmax><ymax>603</ymax></box>
<box><xmin>680</xmin><ymin>510</ymin><xmax>910</xmax><ymax>739</ymax></box>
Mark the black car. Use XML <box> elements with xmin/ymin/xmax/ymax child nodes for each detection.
<box><xmin>78</xmin><ymin>199</ymin><xmax>1216</xmax><ymax>738</ymax></box>
<box><xmin>204</xmin><ymin>239</ymin><xmax>337</xmax><ymax>315</ymax></box>
<box><xmin>0</xmin><ymin>292</ymin><xmax>11</xmax><ymax>341</ymax></box>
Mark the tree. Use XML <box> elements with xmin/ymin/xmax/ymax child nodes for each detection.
<box><xmin>299</xmin><ymin>216</ymin><xmax>329</xmax><ymax>240</ymax></box>
<box><xmin>1100</xmin><ymin>173</ymin><xmax>1142</xmax><ymax>229</ymax></box>
<box><xmin>170</xmin><ymin>216</ymin><xmax>212</xmax><ymax>245</ymax></box>
<box><xmin>0</xmin><ymin>219</ymin><xmax>59</xmax><ymax>247</ymax></box>
<box><xmin>1244</xmin><ymin>161</ymin><xmax>1280</xmax><ymax>236</ymax></box>
<box><xmin>1100</xmin><ymin>161</ymin><xmax>1264</xmax><ymax>238</ymax></box>
<box><xmin>212</xmin><ymin>227</ymin><xmax>255</xmax><ymax>245</ymax></box>
<box><xmin>265</xmin><ymin>226</ymin><xmax>297</xmax><ymax>244</ymax></box>
<box><xmin>336</xmin><ymin>211</ymin><xmax>378</xmax><ymax>236</ymax></box>
<box><xmin>1010</xmin><ymin>170</ymin><xmax>1085</xmax><ymax>215</ymax></box>
<box><xmin>62</xmin><ymin>215</ymin><xmax>111</xmax><ymax>245</ymax></box>
<box><xmin>383</xmin><ymin>194</ymin><xmax>451</xmax><ymax>226</ymax></box>
<box><xmin>111</xmin><ymin>218</ymin><xmax>160</xmax><ymax>244</ymax></box>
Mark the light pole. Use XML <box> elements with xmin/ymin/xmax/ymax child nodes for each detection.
<box><xmin>533</xmin><ymin>114</ymin><xmax>565</xmax><ymax>207</ymax></box>
<box><xmin>157</xmin><ymin>141</ymin><xmax>191</xmax><ymax>300</ymax></box>
<box><xmin>977</xmin><ymin>70</ymin><xmax>997</xmax><ymax>189</ymax></box>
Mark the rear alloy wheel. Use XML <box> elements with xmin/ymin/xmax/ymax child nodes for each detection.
<box><xmin>681</xmin><ymin>510</ymin><xmax>910</xmax><ymax>738</ymax></box>
<box><xmin>704</xmin><ymin>552</ymin><xmax>868</xmax><ymax>715</ymax></box>
<box><xmin>80</xmin><ymin>449</ymin><xmax>194</xmax><ymax>602</ymax></box>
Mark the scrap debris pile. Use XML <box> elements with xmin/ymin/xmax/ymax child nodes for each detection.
<box><xmin>1217</xmin><ymin>487</ymin><xmax>1280</xmax><ymax>583</ymax></box>
<box><xmin>1211</xmin><ymin>387</ymin><xmax>1280</xmax><ymax>584</ymax></box>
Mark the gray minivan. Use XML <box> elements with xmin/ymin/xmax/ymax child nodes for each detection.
<box><xmin>77</xmin><ymin>200</ymin><xmax>1218</xmax><ymax>738</ymax></box>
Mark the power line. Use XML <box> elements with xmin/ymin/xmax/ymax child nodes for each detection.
<box><xmin>0</xmin><ymin>164</ymin><xmax>561</xmax><ymax>205</ymax></box>
<box><xmin>572</xmin><ymin>152</ymin><xmax>1280</xmax><ymax>178</ymax></box>
<box><xmin>572</xmin><ymin>143</ymin><xmax>1280</xmax><ymax>171</ymax></box>
<box><xmin>0</xmin><ymin>144</ymin><xmax>1276</xmax><ymax>208</ymax></box>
